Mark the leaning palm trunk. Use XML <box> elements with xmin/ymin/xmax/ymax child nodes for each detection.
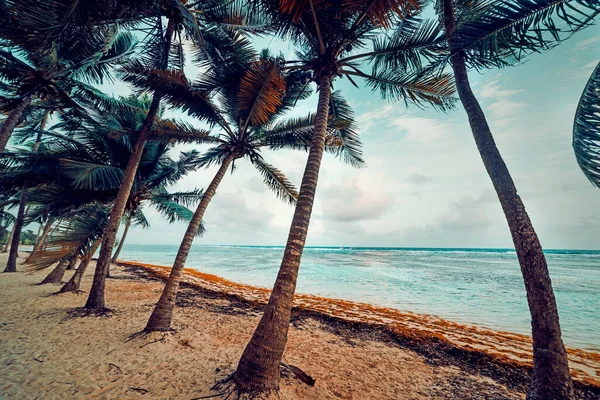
<box><xmin>2</xmin><ymin>226</ymin><xmax>14</xmax><ymax>253</ymax></box>
<box><xmin>0</xmin><ymin>95</ymin><xmax>32</xmax><ymax>152</ymax></box>
<box><xmin>111</xmin><ymin>218</ymin><xmax>131</xmax><ymax>263</ymax></box>
<box><xmin>4</xmin><ymin>189</ymin><xmax>27</xmax><ymax>272</ymax></box>
<box><xmin>33</xmin><ymin>220</ymin><xmax>53</xmax><ymax>253</ymax></box>
<box><xmin>84</xmin><ymin>19</ymin><xmax>176</xmax><ymax>311</ymax></box>
<box><xmin>234</xmin><ymin>75</ymin><xmax>333</xmax><ymax>392</ymax></box>
<box><xmin>60</xmin><ymin>239</ymin><xmax>102</xmax><ymax>293</ymax></box>
<box><xmin>5</xmin><ymin>129</ymin><xmax>44</xmax><ymax>272</ymax></box>
<box><xmin>442</xmin><ymin>2</ymin><xmax>573</xmax><ymax>398</ymax></box>
<box><xmin>145</xmin><ymin>154</ymin><xmax>235</xmax><ymax>332</ymax></box>
<box><xmin>40</xmin><ymin>259</ymin><xmax>68</xmax><ymax>284</ymax></box>
<box><xmin>84</xmin><ymin>95</ymin><xmax>160</xmax><ymax>309</ymax></box>
<box><xmin>30</xmin><ymin>219</ymin><xmax>52</xmax><ymax>256</ymax></box>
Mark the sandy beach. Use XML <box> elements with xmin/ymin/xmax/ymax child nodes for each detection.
<box><xmin>0</xmin><ymin>252</ymin><xmax>598</xmax><ymax>399</ymax></box>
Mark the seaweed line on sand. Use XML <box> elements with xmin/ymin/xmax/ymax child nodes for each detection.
<box><xmin>116</xmin><ymin>260</ymin><xmax>600</xmax><ymax>399</ymax></box>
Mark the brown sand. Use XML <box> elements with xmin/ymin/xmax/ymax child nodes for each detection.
<box><xmin>0</xmin><ymin>253</ymin><xmax>595</xmax><ymax>399</ymax></box>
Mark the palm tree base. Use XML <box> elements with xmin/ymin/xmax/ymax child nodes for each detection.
<box><xmin>527</xmin><ymin>347</ymin><xmax>574</xmax><ymax>400</ymax></box>
<box><xmin>144</xmin><ymin>302</ymin><xmax>175</xmax><ymax>332</ymax></box>
<box><xmin>40</xmin><ymin>261</ymin><xmax>68</xmax><ymax>284</ymax></box>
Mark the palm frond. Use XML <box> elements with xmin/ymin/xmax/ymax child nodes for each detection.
<box><xmin>149</xmin><ymin>188</ymin><xmax>205</xmax><ymax>208</ymax></box>
<box><xmin>150</xmin><ymin>197</ymin><xmax>206</xmax><ymax>236</ymax></box>
<box><xmin>573</xmin><ymin>61</ymin><xmax>600</xmax><ymax>188</ymax></box>
<box><xmin>59</xmin><ymin>159</ymin><xmax>124</xmax><ymax>191</ymax></box>
<box><xmin>339</xmin><ymin>0</ymin><xmax>422</xmax><ymax>28</ymax></box>
<box><xmin>359</xmin><ymin>17</ymin><xmax>446</xmax><ymax>73</ymax></box>
<box><xmin>151</xmin><ymin>120</ymin><xmax>223</xmax><ymax>144</ymax></box>
<box><xmin>237</xmin><ymin>58</ymin><xmax>287</xmax><ymax>130</ymax></box>
<box><xmin>451</xmin><ymin>0</ymin><xmax>600</xmax><ymax>68</ymax></box>
<box><xmin>25</xmin><ymin>204</ymin><xmax>109</xmax><ymax>271</ymax></box>
<box><xmin>252</xmin><ymin>157</ymin><xmax>298</xmax><ymax>204</ymax></box>
<box><xmin>131</xmin><ymin>208</ymin><xmax>150</xmax><ymax>229</ymax></box>
<box><xmin>326</xmin><ymin>91</ymin><xmax>365</xmax><ymax>167</ymax></box>
<box><xmin>364</xmin><ymin>68</ymin><xmax>456</xmax><ymax>111</ymax></box>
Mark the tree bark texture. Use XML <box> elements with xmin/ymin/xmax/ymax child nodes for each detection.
<box><xmin>0</xmin><ymin>95</ymin><xmax>32</xmax><ymax>152</ymax></box>
<box><xmin>40</xmin><ymin>260</ymin><xmax>68</xmax><ymax>284</ymax></box>
<box><xmin>234</xmin><ymin>74</ymin><xmax>333</xmax><ymax>393</ymax></box>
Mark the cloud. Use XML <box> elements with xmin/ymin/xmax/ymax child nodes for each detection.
<box><xmin>479</xmin><ymin>80</ymin><xmax>526</xmax><ymax>120</ymax></box>
<box><xmin>355</xmin><ymin>104</ymin><xmax>396</xmax><ymax>131</ymax></box>
<box><xmin>406</xmin><ymin>173</ymin><xmax>434</xmax><ymax>185</ymax></box>
<box><xmin>390</xmin><ymin>114</ymin><xmax>448</xmax><ymax>143</ymax></box>
<box><xmin>437</xmin><ymin>189</ymin><xmax>499</xmax><ymax>233</ymax></box>
<box><xmin>574</xmin><ymin>36</ymin><xmax>600</xmax><ymax>52</ymax></box>
<box><xmin>318</xmin><ymin>177</ymin><xmax>393</xmax><ymax>222</ymax></box>
<box><xmin>206</xmin><ymin>191</ymin><xmax>276</xmax><ymax>231</ymax></box>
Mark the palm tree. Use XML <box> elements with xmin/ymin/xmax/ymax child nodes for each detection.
<box><xmin>3</xmin><ymin>95</ymin><xmax>207</xmax><ymax>287</ymax></box>
<box><xmin>3</xmin><ymin>111</ymin><xmax>50</xmax><ymax>272</ymax></box>
<box><xmin>573</xmin><ymin>62</ymin><xmax>600</xmax><ymax>187</ymax></box>
<box><xmin>0</xmin><ymin>18</ymin><xmax>136</xmax><ymax>151</ymax></box>
<box><xmin>426</xmin><ymin>1</ymin><xmax>600</xmax><ymax>398</ymax></box>
<box><xmin>232</xmin><ymin>0</ymin><xmax>455</xmax><ymax>392</ymax></box>
<box><xmin>82</xmin><ymin>0</ymin><xmax>261</xmax><ymax>311</ymax></box>
<box><xmin>142</xmin><ymin>46</ymin><xmax>364</xmax><ymax>332</ymax></box>
<box><xmin>111</xmin><ymin>215</ymin><xmax>131</xmax><ymax>263</ymax></box>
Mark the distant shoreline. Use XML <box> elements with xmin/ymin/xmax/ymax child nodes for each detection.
<box><xmin>119</xmin><ymin>244</ymin><xmax>600</xmax><ymax>253</ymax></box>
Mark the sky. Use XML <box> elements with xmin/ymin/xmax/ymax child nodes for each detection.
<box><xmin>105</xmin><ymin>22</ymin><xmax>600</xmax><ymax>250</ymax></box>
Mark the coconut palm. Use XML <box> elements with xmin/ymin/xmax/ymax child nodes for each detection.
<box><xmin>2</xmin><ymin>95</ymin><xmax>207</xmax><ymax>286</ymax></box>
<box><xmin>232</xmin><ymin>0</ymin><xmax>455</xmax><ymax>392</ymax></box>
<box><xmin>0</xmin><ymin>15</ymin><xmax>136</xmax><ymax>152</ymax></box>
<box><xmin>83</xmin><ymin>0</ymin><xmax>267</xmax><ymax>311</ymax></box>
<box><xmin>426</xmin><ymin>2</ymin><xmax>600</xmax><ymax>398</ymax></box>
<box><xmin>140</xmin><ymin>45</ymin><xmax>364</xmax><ymax>331</ymax></box>
<box><xmin>3</xmin><ymin>110</ymin><xmax>51</xmax><ymax>272</ymax></box>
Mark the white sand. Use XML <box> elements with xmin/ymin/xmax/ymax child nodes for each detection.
<box><xmin>0</xmin><ymin>253</ymin><xmax>526</xmax><ymax>399</ymax></box>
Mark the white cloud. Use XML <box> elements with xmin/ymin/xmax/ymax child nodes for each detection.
<box><xmin>479</xmin><ymin>80</ymin><xmax>526</xmax><ymax>121</ymax></box>
<box><xmin>317</xmin><ymin>175</ymin><xmax>393</xmax><ymax>222</ymax></box>
<box><xmin>575</xmin><ymin>36</ymin><xmax>600</xmax><ymax>52</ymax></box>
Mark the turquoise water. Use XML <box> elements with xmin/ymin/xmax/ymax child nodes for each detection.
<box><xmin>119</xmin><ymin>245</ymin><xmax>600</xmax><ymax>350</ymax></box>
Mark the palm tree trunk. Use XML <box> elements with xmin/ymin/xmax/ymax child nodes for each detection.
<box><xmin>0</xmin><ymin>95</ymin><xmax>32</xmax><ymax>152</ymax></box>
<box><xmin>106</xmin><ymin>217</ymin><xmax>131</xmax><ymax>277</ymax></box>
<box><xmin>33</xmin><ymin>223</ymin><xmax>43</xmax><ymax>248</ymax></box>
<box><xmin>111</xmin><ymin>217</ymin><xmax>130</xmax><ymax>263</ymax></box>
<box><xmin>84</xmin><ymin>95</ymin><xmax>160</xmax><ymax>309</ymax></box>
<box><xmin>40</xmin><ymin>259</ymin><xmax>67</xmax><ymax>284</ymax></box>
<box><xmin>27</xmin><ymin>219</ymin><xmax>53</xmax><ymax>262</ymax></box>
<box><xmin>145</xmin><ymin>154</ymin><xmax>235</xmax><ymax>332</ymax></box>
<box><xmin>84</xmin><ymin>18</ymin><xmax>176</xmax><ymax>311</ymax></box>
<box><xmin>442</xmin><ymin>2</ymin><xmax>573</xmax><ymax>399</ymax></box>
<box><xmin>234</xmin><ymin>74</ymin><xmax>333</xmax><ymax>393</ymax></box>
<box><xmin>60</xmin><ymin>239</ymin><xmax>102</xmax><ymax>293</ymax></box>
<box><xmin>4</xmin><ymin>189</ymin><xmax>27</xmax><ymax>272</ymax></box>
<box><xmin>4</xmin><ymin>127</ymin><xmax>44</xmax><ymax>272</ymax></box>
<box><xmin>2</xmin><ymin>226</ymin><xmax>14</xmax><ymax>253</ymax></box>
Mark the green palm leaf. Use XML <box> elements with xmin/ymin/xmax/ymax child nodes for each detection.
<box><xmin>25</xmin><ymin>204</ymin><xmax>110</xmax><ymax>271</ymax></box>
<box><xmin>252</xmin><ymin>157</ymin><xmax>298</xmax><ymax>204</ymax></box>
<box><xmin>573</xmin><ymin>61</ymin><xmax>600</xmax><ymax>188</ymax></box>
<box><xmin>450</xmin><ymin>0</ymin><xmax>600</xmax><ymax>68</ymax></box>
<box><xmin>59</xmin><ymin>159</ymin><xmax>124</xmax><ymax>191</ymax></box>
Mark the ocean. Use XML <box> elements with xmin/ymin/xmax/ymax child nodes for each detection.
<box><xmin>118</xmin><ymin>245</ymin><xmax>600</xmax><ymax>351</ymax></box>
